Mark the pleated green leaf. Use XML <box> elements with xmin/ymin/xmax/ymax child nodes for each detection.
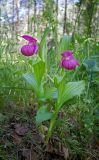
<box><xmin>33</xmin><ymin>61</ymin><xmax>45</xmax><ymax>86</ymax></box>
<box><xmin>57</xmin><ymin>81</ymin><xmax>85</xmax><ymax>108</ymax></box>
<box><xmin>44</xmin><ymin>87</ymin><xmax>58</xmax><ymax>100</ymax></box>
<box><xmin>23</xmin><ymin>73</ymin><xmax>38</xmax><ymax>92</ymax></box>
<box><xmin>36</xmin><ymin>106</ymin><xmax>53</xmax><ymax>123</ymax></box>
<box><xmin>38</xmin><ymin>27</ymin><xmax>50</xmax><ymax>61</ymax></box>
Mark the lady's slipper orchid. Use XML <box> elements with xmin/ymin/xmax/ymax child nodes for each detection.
<box><xmin>21</xmin><ymin>35</ymin><xmax>38</xmax><ymax>56</ymax></box>
<box><xmin>62</xmin><ymin>50</ymin><xmax>73</xmax><ymax>57</ymax></box>
<box><xmin>61</xmin><ymin>50</ymin><xmax>79</xmax><ymax>70</ymax></box>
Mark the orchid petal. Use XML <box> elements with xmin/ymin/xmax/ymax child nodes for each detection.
<box><xmin>61</xmin><ymin>50</ymin><xmax>80</xmax><ymax>70</ymax></box>
<box><xmin>21</xmin><ymin>45</ymin><xmax>38</xmax><ymax>56</ymax></box>
<box><xmin>21</xmin><ymin>35</ymin><xmax>37</xmax><ymax>43</ymax></box>
<box><xmin>62</xmin><ymin>50</ymin><xmax>73</xmax><ymax>57</ymax></box>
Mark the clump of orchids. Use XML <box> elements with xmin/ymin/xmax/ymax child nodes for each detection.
<box><xmin>21</xmin><ymin>35</ymin><xmax>79</xmax><ymax>70</ymax></box>
<box><xmin>20</xmin><ymin>32</ymin><xmax>85</xmax><ymax>143</ymax></box>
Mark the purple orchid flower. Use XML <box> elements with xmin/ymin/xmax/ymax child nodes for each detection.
<box><xmin>21</xmin><ymin>35</ymin><xmax>38</xmax><ymax>56</ymax></box>
<box><xmin>61</xmin><ymin>50</ymin><xmax>73</xmax><ymax>57</ymax></box>
<box><xmin>60</xmin><ymin>50</ymin><xmax>79</xmax><ymax>70</ymax></box>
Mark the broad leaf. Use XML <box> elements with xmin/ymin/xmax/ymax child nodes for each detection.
<box><xmin>23</xmin><ymin>73</ymin><xmax>44</xmax><ymax>98</ymax></box>
<box><xmin>57</xmin><ymin>78</ymin><xmax>66</xmax><ymax>106</ymax></box>
<box><xmin>44</xmin><ymin>87</ymin><xmax>57</xmax><ymax>100</ymax></box>
<box><xmin>57</xmin><ymin>81</ymin><xmax>85</xmax><ymax>107</ymax></box>
<box><xmin>93</xmin><ymin>66</ymin><xmax>99</xmax><ymax>72</ymax></box>
<box><xmin>83</xmin><ymin>59</ymin><xmax>96</xmax><ymax>69</ymax></box>
<box><xmin>23</xmin><ymin>74</ymin><xmax>38</xmax><ymax>92</ymax></box>
<box><xmin>54</xmin><ymin>76</ymin><xmax>64</xmax><ymax>88</ymax></box>
<box><xmin>59</xmin><ymin>35</ymin><xmax>72</xmax><ymax>53</ymax></box>
<box><xmin>38</xmin><ymin>27</ymin><xmax>50</xmax><ymax>61</ymax></box>
<box><xmin>36</xmin><ymin>106</ymin><xmax>53</xmax><ymax>123</ymax></box>
<box><xmin>33</xmin><ymin>61</ymin><xmax>45</xmax><ymax>86</ymax></box>
<box><xmin>83</xmin><ymin>59</ymin><xmax>99</xmax><ymax>72</ymax></box>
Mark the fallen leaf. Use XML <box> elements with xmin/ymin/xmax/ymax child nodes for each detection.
<box><xmin>17</xmin><ymin>149</ymin><xmax>31</xmax><ymax>160</ymax></box>
<box><xmin>15</xmin><ymin>124</ymin><xmax>28</xmax><ymax>136</ymax></box>
<box><xmin>62</xmin><ymin>146</ymin><xmax>69</xmax><ymax>159</ymax></box>
<box><xmin>11</xmin><ymin>132</ymin><xmax>22</xmax><ymax>145</ymax></box>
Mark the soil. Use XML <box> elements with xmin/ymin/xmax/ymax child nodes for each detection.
<box><xmin>0</xmin><ymin>106</ymin><xmax>98</xmax><ymax>160</ymax></box>
<box><xmin>0</xmin><ymin>107</ymin><xmax>67</xmax><ymax>160</ymax></box>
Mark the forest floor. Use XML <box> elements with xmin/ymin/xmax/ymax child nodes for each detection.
<box><xmin>0</xmin><ymin>104</ymin><xmax>99</xmax><ymax>160</ymax></box>
<box><xmin>0</xmin><ymin>105</ymin><xmax>69</xmax><ymax>160</ymax></box>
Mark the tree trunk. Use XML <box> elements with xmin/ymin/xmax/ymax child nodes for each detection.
<box><xmin>27</xmin><ymin>0</ymin><xmax>30</xmax><ymax>32</ymax></box>
<box><xmin>55</xmin><ymin>0</ymin><xmax>58</xmax><ymax>51</ymax></box>
<box><xmin>56</xmin><ymin>0</ymin><xmax>58</xmax><ymax>16</ymax></box>
<box><xmin>86</xmin><ymin>0</ymin><xmax>95</xmax><ymax>37</ymax></box>
<box><xmin>12</xmin><ymin>0</ymin><xmax>15</xmax><ymax>38</ymax></box>
<box><xmin>63</xmin><ymin>0</ymin><xmax>67</xmax><ymax>34</ymax></box>
<box><xmin>34</xmin><ymin>0</ymin><xmax>37</xmax><ymax>35</ymax></box>
<box><xmin>15</xmin><ymin>0</ymin><xmax>20</xmax><ymax>37</ymax></box>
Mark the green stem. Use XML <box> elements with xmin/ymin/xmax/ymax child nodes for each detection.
<box><xmin>45</xmin><ymin>109</ymin><xmax>59</xmax><ymax>144</ymax></box>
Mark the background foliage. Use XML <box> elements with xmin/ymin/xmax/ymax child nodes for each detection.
<box><xmin>0</xmin><ymin>0</ymin><xmax>99</xmax><ymax>159</ymax></box>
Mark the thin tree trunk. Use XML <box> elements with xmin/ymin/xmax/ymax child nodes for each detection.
<box><xmin>56</xmin><ymin>0</ymin><xmax>58</xmax><ymax>16</ymax></box>
<box><xmin>34</xmin><ymin>0</ymin><xmax>37</xmax><ymax>35</ymax></box>
<box><xmin>27</xmin><ymin>0</ymin><xmax>30</xmax><ymax>32</ymax></box>
<box><xmin>12</xmin><ymin>0</ymin><xmax>15</xmax><ymax>38</ymax></box>
<box><xmin>63</xmin><ymin>0</ymin><xmax>67</xmax><ymax>34</ymax></box>
<box><xmin>56</xmin><ymin>0</ymin><xmax>58</xmax><ymax>34</ymax></box>
<box><xmin>86</xmin><ymin>0</ymin><xmax>95</xmax><ymax>37</ymax></box>
<box><xmin>15</xmin><ymin>0</ymin><xmax>20</xmax><ymax>37</ymax></box>
<box><xmin>71</xmin><ymin>0</ymin><xmax>82</xmax><ymax>41</ymax></box>
<box><xmin>55</xmin><ymin>0</ymin><xmax>58</xmax><ymax>52</ymax></box>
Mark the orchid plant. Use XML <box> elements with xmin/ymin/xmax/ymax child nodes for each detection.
<box><xmin>20</xmin><ymin>28</ymin><xmax>85</xmax><ymax>143</ymax></box>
